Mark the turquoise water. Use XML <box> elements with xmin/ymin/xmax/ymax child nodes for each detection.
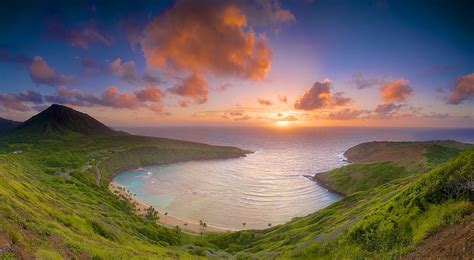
<box><xmin>114</xmin><ymin>127</ymin><xmax>474</xmax><ymax>229</ymax></box>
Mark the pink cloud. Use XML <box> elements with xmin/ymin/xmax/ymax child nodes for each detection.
<box><xmin>447</xmin><ymin>73</ymin><xmax>474</xmax><ymax>105</ymax></box>
<box><xmin>29</xmin><ymin>56</ymin><xmax>76</xmax><ymax>87</ymax></box>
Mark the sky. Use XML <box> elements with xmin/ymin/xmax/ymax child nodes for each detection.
<box><xmin>0</xmin><ymin>0</ymin><xmax>473</xmax><ymax>128</ymax></box>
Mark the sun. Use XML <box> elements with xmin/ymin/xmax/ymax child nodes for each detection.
<box><xmin>275</xmin><ymin>121</ymin><xmax>290</xmax><ymax>127</ymax></box>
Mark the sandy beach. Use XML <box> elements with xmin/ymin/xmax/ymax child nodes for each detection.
<box><xmin>109</xmin><ymin>182</ymin><xmax>236</xmax><ymax>234</ymax></box>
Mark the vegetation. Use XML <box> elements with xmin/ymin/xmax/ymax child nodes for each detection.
<box><xmin>314</xmin><ymin>140</ymin><xmax>471</xmax><ymax>196</ymax></box>
<box><xmin>0</xmin><ymin>105</ymin><xmax>472</xmax><ymax>259</ymax></box>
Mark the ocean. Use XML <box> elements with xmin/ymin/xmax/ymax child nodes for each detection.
<box><xmin>113</xmin><ymin>127</ymin><xmax>474</xmax><ymax>229</ymax></box>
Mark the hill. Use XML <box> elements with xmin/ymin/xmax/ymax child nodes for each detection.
<box><xmin>0</xmin><ymin>117</ymin><xmax>20</xmax><ymax>134</ymax></box>
<box><xmin>313</xmin><ymin>140</ymin><xmax>472</xmax><ymax>196</ymax></box>
<box><xmin>11</xmin><ymin>104</ymin><xmax>122</xmax><ymax>138</ymax></box>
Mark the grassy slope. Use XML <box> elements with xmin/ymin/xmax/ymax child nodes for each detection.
<box><xmin>205</xmin><ymin>148</ymin><xmax>474</xmax><ymax>259</ymax></box>
<box><xmin>0</xmin><ymin>131</ymin><xmax>472</xmax><ymax>259</ymax></box>
<box><xmin>313</xmin><ymin>141</ymin><xmax>471</xmax><ymax>196</ymax></box>
<box><xmin>0</xmin><ymin>134</ymin><xmax>247</xmax><ymax>259</ymax></box>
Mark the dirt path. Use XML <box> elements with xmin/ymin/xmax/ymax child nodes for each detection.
<box><xmin>403</xmin><ymin>212</ymin><xmax>474</xmax><ymax>259</ymax></box>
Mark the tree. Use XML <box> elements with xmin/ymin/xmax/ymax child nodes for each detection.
<box><xmin>145</xmin><ymin>206</ymin><xmax>159</xmax><ymax>222</ymax></box>
<box><xmin>242</xmin><ymin>222</ymin><xmax>246</xmax><ymax>229</ymax></box>
<box><xmin>164</xmin><ymin>212</ymin><xmax>168</xmax><ymax>224</ymax></box>
<box><xmin>268</xmin><ymin>223</ymin><xmax>272</xmax><ymax>227</ymax></box>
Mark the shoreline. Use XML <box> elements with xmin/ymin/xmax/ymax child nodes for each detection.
<box><xmin>312</xmin><ymin>173</ymin><xmax>348</xmax><ymax>197</ymax></box>
<box><xmin>109</xmin><ymin>182</ymin><xmax>237</xmax><ymax>234</ymax></box>
<box><xmin>104</xmin><ymin>151</ymin><xmax>252</xmax><ymax>182</ymax></box>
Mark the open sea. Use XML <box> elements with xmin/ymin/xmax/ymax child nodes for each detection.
<box><xmin>113</xmin><ymin>127</ymin><xmax>474</xmax><ymax>230</ymax></box>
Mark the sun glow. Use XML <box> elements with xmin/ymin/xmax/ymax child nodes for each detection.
<box><xmin>275</xmin><ymin>120</ymin><xmax>291</xmax><ymax>127</ymax></box>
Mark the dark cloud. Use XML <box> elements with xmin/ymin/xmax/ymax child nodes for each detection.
<box><xmin>142</xmin><ymin>72</ymin><xmax>162</xmax><ymax>85</ymax></box>
<box><xmin>327</xmin><ymin>108</ymin><xmax>367</xmax><ymax>120</ymax></box>
<box><xmin>29</xmin><ymin>56</ymin><xmax>76</xmax><ymax>86</ymax></box>
<box><xmin>109</xmin><ymin>58</ymin><xmax>138</xmax><ymax>83</ymax></box>
<box><xmin>257</xmin><ymin>98</ymin><xmax>272</xmax><ymax>106</ymax></box>
<box><xmin>374</xmin><ymin>103</ymin><xmax>402</xmax><ymax>118</ymax></box>
<box><xmin>17</xmin><ymin>90</ymin><xmax>43</xmax><ymax>104</ymax></box>
<box><xmin>294</xmin><ymin>79</ymin><xmax>351</xmax><ymax>110</ymax></box>
<box><xmin>46</xmin><ymin>19</ymin><xmax>113</xmax><ymax>49</ymax></box>
<box><xmin>446</xmin><ymin>73</ymin><xmax>474</xmax><ymax>105</ymax></box>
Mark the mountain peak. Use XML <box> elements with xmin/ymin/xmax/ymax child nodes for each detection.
<box><xmin>13</xmin><ymin>104</ymin><xmax>122</xmax><ymax>137</ymax></box>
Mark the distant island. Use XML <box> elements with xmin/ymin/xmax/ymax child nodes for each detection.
<box><xmin>0</xmin><ymin>104</ymin><xmax>472</xmax><ymax>259</ymax></box>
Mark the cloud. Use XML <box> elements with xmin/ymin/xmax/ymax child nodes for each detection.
<box><xmin>134</xmin><ymin>86</ymin><xmax>163</xmax><ymax>102</ymax></box>
<box><xmin>352</xmin><ymin>72</ymin><xmax>382</xmax><ymax>89</ymax></box>
<box><xmin>16</xmin><ymin>90</ymin><xmax>43</xmax><ymax>104</ymax></box>
<box><xmin>244</xmin><ymin>0</ymin><xmax>295</xmax><ymax>27</ymax></box>
<box><xmin>109</xmin><ymin>58</ymin><xmax>138</xmax><ymax>83</ymax></box>
<box><xmin>142</xmin><ymin>72</ymin><xmax>162</xmax><ymax>85</ymax></box>
<box><xmin>29</xmin><ymin>56</ymin><xmax>76</xmax><ymax>86</ymax></box>
<box><xmin>257</xmin><ymin>98</ymin><xmax>272</xmax><ymax>106</ymax></box>
<box><xmin>327</xmin><ymin>108</ymin><xmax>366</xmax><ymax>120</ymax></box>
<box><xmin>380</xmin><ymin>78</ymin><xmax>412</xmax><ymax>102</ymax></box>
<box><xmin>46</xmin><ymin>20</ymin><xmax>113</xmax><ymax>49</ymax></box>
<box><xmin>140</xmin><ymin>0</ymin><xmax>276</xmax><ymax>102</ymax></box>
<box><xmin>278</xmin><ymin>95</ymin><xmax>287</xmax><ymax>103</ymax></box>
<box><xmin>294</xmin><ymin>79</ymin><xmax>351</xmax><ymax>110</ymax></box>
<box><xmin>44</xmin><ymin>86</ymin><xmax>165</xmax><ymax>113</ymax></box>
<box><xmin>178</xmin><ymin>100</ymin><xmax>189</xmax><ymax>107</ymax></box>
<box><xmin>169</xmin><ymin>73</ymin><xmax>208</xmax><ymax>104</ymax></box>
<box><xmin>446</xmin><ymin>73</ymin><xmax>474</xmax><ymax>105</ymax></box>
<box><xmin>374</xmin><ymin>103</ymin><xmax>402</xmax><ymax>118</ymax></box>
<box><xmin>234</xmin><ymin>115</ymin><xmax>251</xmax><ymax>121</ymax></box>
<box><xmin>215</xmin><ymin>83</ymin><xmax>233</xmax><ymax>92</ymax></box>
<box><xmin>278</xmin><ymin>115</ymin><xmax>297</xmax><ymax>121</ymax></box>
<box><xmin>0</xmin><ymin>93</ymin><xmax>31</xmax><ymax>111</ymax></box>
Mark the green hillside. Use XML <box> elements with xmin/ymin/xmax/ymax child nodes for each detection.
<box><xmin>0</xmin><ymin>105</ymin><xmax>472</xmax><ymax>259</ymax></box>
<box><xmin>313</xmin><ymin>140</ymin><xmax>471</xmax><ymax>196</ymax></box>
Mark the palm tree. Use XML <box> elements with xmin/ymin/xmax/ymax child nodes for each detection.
<box><xmin>268</xmin><ymin>223</ymin><xmax>272</xmax><ymax>227</ymax></box>
<box><xmin>164</xmin><ymin>212</ymin><xmax>168</xmax><ymax>224</ymax></box>
<box><xmin>203</xmin><ymin>222</ymin><xmax>207</xmax><ymax>232</ymax></box>
<box><xmin>242</xmin><ymin>222</ymin><xmax>246</xmax><ymax>229</ymax></box>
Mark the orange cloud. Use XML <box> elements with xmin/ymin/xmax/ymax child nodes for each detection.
<box><xmin>380</xmin><ymin>78</ymin><xmax>412</xmax><ymax>102</ymax></box>
<box><xmin>257</xmin><ymin>98</ymin><xmax>272</xmax><ymax>106</ymax></box>
<box><xmin>447</xmin><ymin>73</ymin><xmax>474</xmax><ymax>105</ymax></box>
<box><xmin>140</xmin><ymin>0</ymin><xmax>274</xmax><ymax>102</ymax></box>
<box><xmin>134</xmin><ymin>86</ymin><xmax>163</xmax><ymax>102</ymax></box>
<box><xmin>169</xmin><ymin>73</ymin><xmax>208</xmax><ymax>104</ymax></box>
<box><xmin>294</xmin><ymin>79</ymin><xmax>351</xmax><ymax>110</ymax></box>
